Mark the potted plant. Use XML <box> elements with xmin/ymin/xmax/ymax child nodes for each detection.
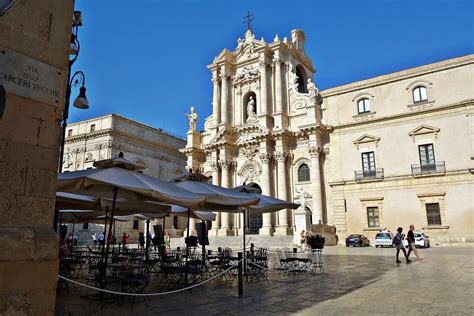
<box><xmin>306</xmin><ymin>234</ymin><xmax>325</xmax><ymax>249</ymax></box>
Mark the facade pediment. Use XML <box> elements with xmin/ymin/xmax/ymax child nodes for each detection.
<box><xmin>234</xmin><ymin>30</ymin><xmax>266</xmax><ymax>62</ymax></box>
<box><xmin>235</xmin><ymin>123</ymin><xmax>270</xmax><ymax>145</ymax></box>
<box><xmin>353</xmin><ymin>134</ymin><xmax>381</xmax><ymax>147</ymax></box>
<box><xmin>408</xmin><ymin>125</ymin><xmax>440</xmax><ymax>138</ymax></box>
<box><xmin>213</xmin><ymin>48</ymin><xmax>234</xmax><ymax>64</ymax></box>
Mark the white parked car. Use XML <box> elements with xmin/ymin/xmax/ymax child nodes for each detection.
<box><xmin>414</xmin><ymin>231</ymin><xmax>430</xmax><ymax>248</ymax></box>
<box><xmin>374</xmin><ymin>231</ymin><xmax>394</xmax><ymax>248</ymax></box>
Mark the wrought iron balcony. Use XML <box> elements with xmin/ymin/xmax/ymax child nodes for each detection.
<box><xmin>354</xmin><ymin>168</ymin><xmax>384</xmax><ymax>182</ymax></box>
<box><xmin>411</xmin><ymin>161</ymin><xmax>446</xmax><ymax>176</ymax></box>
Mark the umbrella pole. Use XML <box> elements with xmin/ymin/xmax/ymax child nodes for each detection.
<box><xmin>201</xmin><ymin>220</ymin><xmax>206</xmax><ymax>266</ymax></box>
<box><xmin>161</xmin><ymin>217</ymin><xmax>166</xmax><ymax>261</ymax></box>
<box><xmin>72</xmin><ymin>223</ymin><xmax>75</xmax><ymax>251</ymax></box>
<box><xmin>102</xmin><ymin>187</ymin><xmax>118</xmax><ymax>289</ymax></box>
<box><xmin>145</xmin><ymin>219</ymin><xmax>150</xmax><ymax>261</ymax></box>
<box><xmin>185</xmin><ymin>208</ymin><xmax>190</xmax><ymax>284</ymax></box>
<box><xmin>112</xmin><ymin>218</ymin><xmax>116</xmax><ymax>251</ymax></box>
<box><xmin>243</xmin><ymin>209</ymin><xmax>247</xmax><ymax>274</ymax></box>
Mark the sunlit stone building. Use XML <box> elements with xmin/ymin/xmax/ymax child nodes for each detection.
<box><xmin>183</xmin><ymin>28</ymin><xmax>474</xmax><ymax>245</ymax></box>
<box><xmin>63</xmin><ymin>114</ymin><xmax>188</xmax><ymax>241</ymax></box>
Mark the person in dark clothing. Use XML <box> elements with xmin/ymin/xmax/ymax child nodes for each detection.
<box><xmin>407</xmin><ymin>224</ymin><xmax>423</xmax><ymax>261</ymax></box>
<box><xmin>394</xmin><ymin>227</ymin><xmax>411</xmax><ymax>264</ymax></box>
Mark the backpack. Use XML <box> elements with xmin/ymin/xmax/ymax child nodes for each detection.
<box><xmin>392</xmin><ymin>235</ymin><xmax>401</xmax><ymax>246</ymax></box>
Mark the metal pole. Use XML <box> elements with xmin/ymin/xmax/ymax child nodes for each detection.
<box><xmin>238</xmin><ymin>252</ymin><xmax>243</xmax><ymax>297</ymax></box>
<box><xmin>243</xmin><ymin>209</ymin><xmax>247</xmax><ymax>274</ymax></box>
<box><xmin>201</xmin><ymin>220</ymin><xmax>206</xmax><ymax>265</ymax></box>
<box><xmin>145</xmin><ymin>219</ymin><xmax>150</xmax><ymax>261</ymax></box>
<box><xmin>101</xmin><ymin>187</ymin><xmax>118</xmax><ymax>288</ymax></box>
<box><xmin>185</xmin><ymin>208</ymin><xmax>190</xmax><ymax>284</ymax></box>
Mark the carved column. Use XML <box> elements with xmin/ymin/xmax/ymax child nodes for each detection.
<box><xmin>219</xmin><ymin>159</ymin><xmax>234</xmax><ymax>236</ymax></box>
<box><xmin>259</xmin><ymin>57</ymin><xmax>268</xmax><ymax>116</ymax></box>
<box><xmin>274</xmin><ymin>56</ymin><xmax>282</xmax><ymax>113</ymax></box>
<box><xmin>210</xmin><ymin>162</ymin><xmax>221</xmax><ymax>235</ymax></box>
<box><xmin>212</xmin><ymin>70</ymin><xmax>221</xmax><ymax>126</ymax></box>
<box><xmin>274</xmin><ymin>151</ymin><xmax>292</xmax><ymax>235</ymax></box>
<box><xmin>220</xmin><ymin>69</ymin><xmax>228</xmax><ymax>124</ymax></box>
<box><xmin>259</xmin><ymin>153</ymin><xmax>274</xmax><ymax>236</ymax></box>
<box><xmin>309</xmin><ymin>146</ymin><xmax>323</xmax><ymax>224</ymax></box>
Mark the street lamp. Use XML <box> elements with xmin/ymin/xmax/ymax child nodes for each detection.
<box><xmin>55</xmin><ymin>11</ymin><xmax>90</xmax><ymax>232</ymax></box>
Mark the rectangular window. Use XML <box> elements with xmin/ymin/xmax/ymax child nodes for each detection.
<box><xmin>426</xmin><ymin>203</ymin><xmax>441</xmax><ymax>226</ymax></box>
<box><xmin>83</xmin><ymin>223</ymin><xmax>89</xmax><ymax>230</ymax></box>
<box><xmin>90</xmin><ymin>124</ymin><xmax>96</xmax><ymax>132</ymax></box>
<box><xmin>68</xmin><ymin>129</ymin><xmax>73</xmax><ymax>137</ymax></box>
<box><xmin>367</xmin><ymin>207</ymin><xmax>380</xmax><ymax>227</ymax></box>
<box><xmin>133</xmin><ymin>220</ymin><xmax>139</xmax><ymax>230</ymax></box>
<box><xmin>362</xmin><ymin>151</ymin><xmax>375</xmax><ymax>177</ymax></box>
<box><xmin>419</xmin><ymin>144</ymin><xmax>435</xmax><ymax>168</ymax></box>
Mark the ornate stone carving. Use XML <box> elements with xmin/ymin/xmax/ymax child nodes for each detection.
<box><xmin>242</xmin><ymin>164</ymin><xmax>259</xmax><ymax>183</ymax></box>
<box><xmin>259</xmin><ymin>152</ymin><xmax>272</xmax><ymax>164</ymax></box>
<box><xmin>241</xmin><ymin>144</ymin><xmax>258</xmax><ymax>161</ymax></box>
<box><xmin>273</xmin><ymin>56</ymin><xmax>281</xmax><ymax>65</ymax></box>
<box><xmin>288</xmin><ymin>64</ymin><xmax>320</xmax><ymax>112</ymax></box>
<box><xmin>85</xmin><ymin>152</ymin><xmax>94</xmax><ymax>162</ymax></box>
<box><xmin>323</xmin><ymin>144</ymin><xmax>330</xmax><ymax>156</ymax></box>
<box><xmin>236</xmin><ymin>29</ymin><xmax>256</xmax><ymax>56</ymax></box>
<box><xmin>211</xmin><ymin>71</ymin><xmax>220</xmax><ymax>84</ymax></box>
<box><xmin>63</xmin><ymin>149</ymin><xmax>73</xmax><ymax>168</ymax></box>
<box><xmin>274</xmin><ymin>151</ymin><xmax>288</xmax><ymax>162</ymax></box>
<box><xmin>309</xmin><ymin>146</ymin><xmax>321</xmax><ymax>158</ymax></box>
<box><xmin>185</xmin><ymin>106</ymin><xmax>198</xmax><ymax>132</ymax></box>
<box><xmin>233</xmin><ymin>65</ymin><xmax>260</xmax><ymax>86</ymax></box>
<box><xmin>210</xmin><ymin>161</ymin><xmax>219</xmax><ymax>171</ymax></box>
<box><xmin>219</xmin><ymin>159</ymin><xmax>234</xmax><ymax>170</ymax></box>
<box><xmin>219</xmin><ymin>68</ymin><xmax>227</xmax><ymax>79</ymax></box>
<box><xmin>296</xmin><ymin>187</ymin><xmax>309</xmax><ymax>209</ymax></box>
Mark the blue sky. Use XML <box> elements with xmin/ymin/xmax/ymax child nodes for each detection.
<box><xmin>71</xmin><ymin>0</ymin><xmax>473</xmax><ymax>138</ymax></box>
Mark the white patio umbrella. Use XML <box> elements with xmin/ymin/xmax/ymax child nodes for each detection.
<box><xmin>171</xmin><ymin>173</ymin><xmax>260</xmax><ymax>275</ymax></box>
<box><xmin>57</xmin><ymin>154</ymin><xmax>205</xmax><ymax>287</ymax></box>
<box><xmin>232</xmin><ymin>184</ymin><xmax>300</xmax><ymax>263</ymax></box>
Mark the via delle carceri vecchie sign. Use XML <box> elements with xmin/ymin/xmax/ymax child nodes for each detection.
<box><xmin>0</xmin><ymin>46</ymin><xmax>66</xmax><ymax>106</ymax></box>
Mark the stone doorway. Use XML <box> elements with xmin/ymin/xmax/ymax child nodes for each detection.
<box><xmin>246</xmin><ymin>182</ymin><xmax>262</xmax><ymax>234</ymax></box>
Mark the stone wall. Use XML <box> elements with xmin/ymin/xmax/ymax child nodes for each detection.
<box><xmin>0</xmin><ymin>1</ymin><xmax>74</xmax><ymax>315</ymax></box>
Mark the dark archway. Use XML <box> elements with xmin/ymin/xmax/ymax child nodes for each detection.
<box><xmin>296</xmin><ymin>65</ymin><xmax>308</xmax><ymax>93</ymax></box>
<box><xmin>246</xmin><ymin>182</ymin><xmax>262</xmax><ymax>234</ymax></box>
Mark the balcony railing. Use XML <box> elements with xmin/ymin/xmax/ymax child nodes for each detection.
<box><xmin>411</xmin><ymin>161</ymin><xmax>445</xmax><ymax>176</ymax></box>
<box><xmin>355</xmin><ymin>168</ymin><xmax>384</xmax><ymax>182</ymax></box>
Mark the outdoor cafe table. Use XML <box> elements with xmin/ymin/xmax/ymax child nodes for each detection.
<box><xmin>283</xmin><ymin>250</ymin><xmax>312</xmax><ymax>272</ymax></box>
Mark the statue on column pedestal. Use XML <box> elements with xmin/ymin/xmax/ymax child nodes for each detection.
<box><xmin>186</xmin><ymin>106</ymin><xmax>198</xmax><ymax>132</ymax></box>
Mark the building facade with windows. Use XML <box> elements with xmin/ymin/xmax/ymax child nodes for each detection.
<box><xmin>62</xmin><ymin>114</ymin><xmax>189</xmax><ymax>242</ymax></box>
<box><xmin>183</xmin><ymin>28</ymin><xmax>473</xmax><ymax>245</ymax></box>
<box><xmin>324</xmin><ymin>54</ymin><xmax>473</xmax><ymax>245</ymax></box>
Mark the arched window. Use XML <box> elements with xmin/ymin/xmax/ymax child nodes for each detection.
<box><xmin>357</xmin><ymin>98</ymin><xmax>370</xmax><ymax>114</ymax></box>
<box><xmin>298</xmin><ymin>164</ymin><xmax>310</xmax><ymax>182</ymax></box>
<box><xmin>412</xmin><ymin>86</ymin><xmax>427</xmax><ymax>103</ymax></box>
<box><xmin>296</xmin><ymin>65</ymin><xmax>308</xmax><ymax>93</ymax></box>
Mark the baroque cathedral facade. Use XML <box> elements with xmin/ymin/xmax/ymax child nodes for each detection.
<box><xmin>183</xmin><ymin>28</ymin><xmax>474</xmax><ymax>245</ymax></box>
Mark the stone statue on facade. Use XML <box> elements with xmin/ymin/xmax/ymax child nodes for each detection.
<box><xmin>307</xmin><ymin>78</ymin><xmax>319</xmax><ymax>103</ymax></box>
<box><xmin>186</xmin><ymin>106</ymin><xmax>198</xmax><ymax>132</ymax></box>
<box><xmin>296</xmin><ymin>187</ymin><xmax>308</xmax><ymax>209</ymax></box>
<box><xmin>246</xmin><ymin>96</ymin><xmax>257</xmax><ymax>123</ymax></box>
<box><xmin>63</xmin><ymin>149</ymin><xmax>73</xmax><ymax>168</ymax></box>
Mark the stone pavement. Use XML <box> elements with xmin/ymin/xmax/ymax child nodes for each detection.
<box><xmin>55</xmin><ymin>246</ymin><xmax>474</xmax><ymax>315</ymax></box>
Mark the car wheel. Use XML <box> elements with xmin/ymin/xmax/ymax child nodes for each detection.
<box><xmin>375</xmin><ymin>245</ymin><xmax>379</xmax><ymax>248</ymax></box>
<box><xmin>346</xmin><ymin>244</ymin><xmax>349</xmax><ymax>247</ymax></box>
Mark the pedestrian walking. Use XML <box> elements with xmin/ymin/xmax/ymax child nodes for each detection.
<box><xmin>394</xmin><ymin>227</ymin><xmax>411</xmax><ymax>264</ymax></box>
<box><xmin>73</xmin><ymin>233</ymin><xmax>78</xmax><ymax>247</ymax></box>
<box><xmin>97</xmin><ymin>231</ymin><xmax>105</xmax><ymax>249</ymax></box>
<box><xmin>164</xmin><ymin>232</ymin><xmax>171</xmax><ymax>250</ymax></box>
<box><xmin>138</xmin><ymin>232</ymin><xmax>145</xmax><ymax>250</ymax></box>
<box><xmin>122</xmin><ymin>232</ymin><xmax>129</xmax><ymax>248</ymax></box>
<box><xmin>300</xmin><ymin>229</ymin><xmax>306</xmax><ymax>249</ymax></box>
<box><xmin>407</xmin><ymin>224</ymin><xmax>423</xmax><ymax>261</ymax></box>
<box><xmin>92</xmin><ymin>232</ymin><xmax>97</xmax><ymax>247</ymax></box>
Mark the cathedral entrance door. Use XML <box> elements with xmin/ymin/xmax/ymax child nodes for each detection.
<box><xmin>248</xmin><ymin>211</ymin><xmax>262</xmax><ymax>234</ymax></box>
<box><xmin>244</xmin><ymin>183</ymin><xmax>262</xmax><ymax>234</ymax></box>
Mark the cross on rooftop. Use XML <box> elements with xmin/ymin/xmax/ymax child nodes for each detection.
<box><xmin>243</xmin><ymin>10</ymin><xmax>254</xmax><ymax>32</ymax></box>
